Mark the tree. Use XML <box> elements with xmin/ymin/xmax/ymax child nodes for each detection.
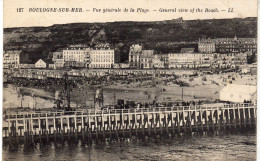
<box><xmin>247</xmin><ymin>52</ymin><xmax>256</xmax><ymax>64</ymax></box>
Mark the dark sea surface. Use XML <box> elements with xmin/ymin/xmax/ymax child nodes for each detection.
<box><xmin>3</xmin><ymin>134</ymin><xmax>256</xmax><ymax>161</ymax></box>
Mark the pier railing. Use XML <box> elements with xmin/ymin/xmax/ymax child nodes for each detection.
<box><xmin>4</xmin><ymin>103</ymin><xmax>255</xmax><ymax>119</ymax></box>
<box><xmin>3</xmin><ymin>103</ymin><xmax>257</xmax><ymax>143</ymax></box>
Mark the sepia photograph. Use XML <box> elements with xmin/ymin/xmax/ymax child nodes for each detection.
<box><xmin>1</xmin><ymin>0</ymin><xmax>258</xmax><ymax>160</ymax></box>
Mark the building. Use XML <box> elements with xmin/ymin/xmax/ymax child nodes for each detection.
<box><xmin>168</xmin><ymin>53</ymin><xmax>196</xmax><ymax>68</ymax></box>
<box><xmin>180</xmin><ymin>48</ymin><xmax>195</xmax><ymax>53</ymax></box>
<box><xmin>52</xmin><ymin>51</ymin><xmax>64</xmax><ymax>69</ymax></box>
<box><xmin>237</xmin><ymin>38</ymin><xmax>257</xmax><ymax>53</ymax></box>
<box><xmin>212</xmin><ymin>53</ymin><xmax>247</xmax><ymax>68</ymax></box>
<box><xmin>161</xmin><ymin>54</ymin><xmax>169</xmax><ymax>68</ymax></box>
<box><xmin>63</xmin><ymin>44</ymin><xmax>91</xmax><ymax>68</ymax></box>
<box><xmin>35</xmin><ymin>59</ymin><xmax>54</xmax><ymax>69</ymax></box>
<box><xmin>199</xmin><ymin>36</ymin><xmax>257</xmax><ymax>54</ymax></box>
<box><xmin>35</xmin><ymin>59</ymin><xmax>47</xmax><ymax>68</ymax></box>
<box><xmin>168</xmin><ymin>53</ymin><xmax>214</xmax><ymax>69</ymax></box>
<box><xmin>140</xmin><ymin>50</ymin><xmax>154</xmax><ymax>69</ymax></box>
<box><xmin>53</xmin><ymin>43</ymin><xmax>118</xmax><ymax>69</ymax></box>
<box><xmin>216</xmin><ymin>37</ymin><xmax>257</xmax><ymax>53</ymax></box>
<box><xmin>52</xmin><ymin>51</ymin><xmax>63</xmax><ymax>62</ymax></box>
<box><xmin>152</xmin><ymin>54</ymin><xmax>165</xmax><ymax>68</ymax></box>
<box><xmin>3</xmin><ymin>50</ymin><xmax>32</xmax><ymax>68</ymax></box>
<box><xmin>54</xmin><ymin>59</ymin><xmax>65</xmax><ymax>69</ymax></box>
<box><xmin>159</xmin><ymin>17</ymin><xmax>184</xmax><ymax>25</ymax></box>
<box><xmin>220</xmin><ymin>84</ymin><xmax>257</xmax><ymax>103</ymax></box>
<box><xmin>198</xmin><ymin>39</ymin><xmax>216</xmax><ymax>53</ymax></box>
<box><xmin>89</xmin><ymin>44</ymin><xmax>115</xmax><ymax>68</ymax></box>
<box><xmin>167</xmin><ymin>52</ymin><xmax>248</xmax><ymax>69</ymax></box>
<box><xmin>129</xmin><ymin>44</ymin><xmax>143</xmax><ymax>68</ymax></box>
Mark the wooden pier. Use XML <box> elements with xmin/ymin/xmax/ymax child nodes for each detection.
<box><xmin>2</xmin><ymin>103</ymin><xmax>257</xmax><ymax>144</ymax></box>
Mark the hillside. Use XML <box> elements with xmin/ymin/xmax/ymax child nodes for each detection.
<box><xmin>3</xmin><ymin>17</ymin><xmax>257</xmax><ymax>62</ymax></box>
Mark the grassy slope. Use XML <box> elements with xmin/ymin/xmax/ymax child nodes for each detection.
<box><xmin>3</xmin><ymin>17</ymin><xmax>257</xmax><ymax>62</ymax></box>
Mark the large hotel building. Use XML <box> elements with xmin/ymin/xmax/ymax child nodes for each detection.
<box><xmin>128</xmin><ymin>44</ymin><xmax>143</xmax><ymax>68</ymax></box>
<box><xmin>199</xmin><ymin>36</ymin><xmax>257</xmax><ymax>54</ymax></box>
<box><xmin>89</xmin><ymin>44</ymin><xmax>115</xmax><ymax>68</ymax></box>
<box><xmin>3</xmin><ymin>50</ymin><xmax>32</xmax><ymax>68</ymax></box>
<box><xmin>63</xmin><ymin>45</ymin><xmax>91</xmax><ymax>68</ymax></box>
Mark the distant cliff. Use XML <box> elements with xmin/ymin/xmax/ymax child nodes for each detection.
<box><xmin>3</xmin><ymin>17</ymin><xmax>257</xmax><ymax>62</ymax></box>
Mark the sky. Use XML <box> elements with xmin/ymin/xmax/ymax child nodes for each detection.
<box><xmin>3</xmin><ymin>0</ymin><xmax>258</xmax><ymax>28</ymax></box>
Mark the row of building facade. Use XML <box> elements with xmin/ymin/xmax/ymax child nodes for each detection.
<box><xmin>53</xmin><ymin>44</ymin><xmax>117</xmax><ymax>69</ymax></box>
<box><xmin>4</xmin><ymin>44</ymin><xmax>118</xmax><ymax>69</ymax></box>
<box><xmin>3</xmin><ymin>37</ymin><xmax>256</xmax><ymax>70</ymax></box>
<box><xmin>129</xmin><ymin>44</ymin><xmax>249</xmax><ymax>69</ymax></box>
<box><xmin>3</xmin><ymin>49</ymin><xmax>250</xmax><ymax>70</ymax></box>
<box><xmin>198</xmin><ymin>36</ymin><xmax>257</xmax><ymax>53</ymax></box>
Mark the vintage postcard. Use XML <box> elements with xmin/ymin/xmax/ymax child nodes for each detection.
<box><xmin>2</xmin><ymin>0</ymin><xmax>257</xmax><ymax>160</ymax></box>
